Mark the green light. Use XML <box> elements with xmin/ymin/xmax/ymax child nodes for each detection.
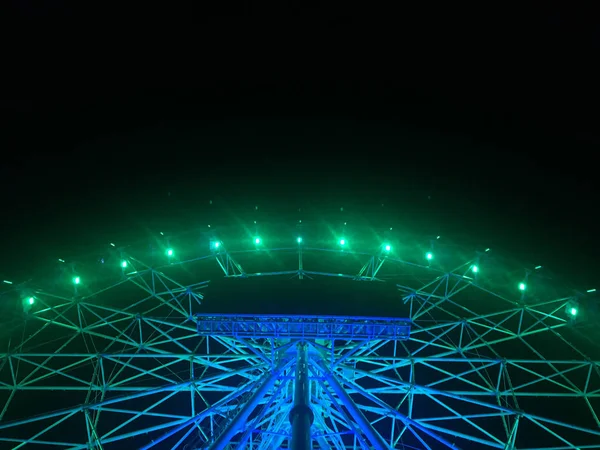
<box><xmin>73</xmin><ymin>276</ymin><xmax>80</xmax><ymax>285</ymax></box>
<box><xmin>28</xmin><ymin>297</ymin><xmax>34</xmax><ymax>305</ymax></box>
<box><xmin>472</xmin><ymin>265</ymin><xmax>479</xmax><ymax>273</ymax></box>
<box><xmin>339</xmin><ymin>239</ymin><xmax>346</xmax><ymax>246</ymax></box>
<box><xmin>166</xmin><ymin>248</ymin><xmax>174</xmax><ymax>257</ymax></box>
<box><xmin>214</xmin><ymin>241</ymin><xmax>220</xmax><ymax>248</ymax></box>
<box><xmin>587</xmin><ymin>288</ymin><xmax>596</xmax><ymax>293</ymax></box>
<box><xmin>569</xmin><ymin>307</ymin><xmax>578</xmax><ymax>316</ymax></box>
<box><xmin>297</xmin><ymin>237</ymin><xmax>303</xmax><ymax>244</ymax></box>
<box><xmin>384</xmin><ymin>244</ymin><xmax>391</xmax><ymax>252</ymax></box>
<box><xmin>426</xmin><ymin>252</ymin><xmax>433</xmax><ymax>261</ymax></box>
<box><xmin>3</xmin><ymin>280</ymin><xmax>12</xmax><ymax>285</ymax></box>
<box><xmin>519</xmin><ymin>282</ymin><xmax>526</xmax><ymax>291</ymax></box>
<box><xmin>121</xmin><ymin>260</ymin><xmax>128</xmax><ymax>268</ymax></box>
<box><xmin>255</xmin><ymin>237</ymin><xmax>261</xmax><ymax>245</ymax></box>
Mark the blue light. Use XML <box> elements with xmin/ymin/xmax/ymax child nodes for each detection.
<box><xmin>196</xmin><ymin>313</ymin><xmax>411</xmax><ymax>340</ymax></box>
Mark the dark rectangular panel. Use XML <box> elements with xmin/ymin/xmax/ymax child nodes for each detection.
<box><xmin>202</xmin><ymin>277</ymin><xmax>408</xmax><ymax>318</ymax></box>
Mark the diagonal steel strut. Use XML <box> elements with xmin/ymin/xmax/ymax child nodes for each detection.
<box><xmin>209</xmin><ymin>358</ymin><xmax>291</xmax><ymax>450</ymax></box>
<box><xmin>314</xmin><ymin>356</ymin><xmax>390</xmax><ymax>450</ymax></box>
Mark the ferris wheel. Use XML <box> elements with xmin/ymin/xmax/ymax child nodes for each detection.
<box><xmin>0</xmin><ymin>220</ymin><xmax>598</xmax><ymax>449</ymax></box>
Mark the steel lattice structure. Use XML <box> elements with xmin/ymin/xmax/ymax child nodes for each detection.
<box><xmin>0</xmin><ymin>224</ymin><xmax>599</xmax><ymax>449</ymax></box>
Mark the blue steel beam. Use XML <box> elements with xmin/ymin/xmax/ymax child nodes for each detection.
<box><xmin>196</xmin><ymin>314</ymin><xmax>411</xmax><ymax>340</ymax></box>
<box><xmin>209</xmin><ymin>358</ymin><xmax>292</xmax><ymax>450</ymax></box>
<box><xmin>315</xmin><ymin>357</ymin><xmax>390</xmax><ymax>450</ymax></box>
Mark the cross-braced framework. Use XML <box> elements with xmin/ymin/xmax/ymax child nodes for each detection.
<box><xmin>0</xmin><ymin>227</ymin><xmax>599</xmax><ymax>449</ymax></box>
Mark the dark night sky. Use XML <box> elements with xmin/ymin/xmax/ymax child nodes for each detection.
<box><xmin>1</xmin><ymin>5</ymin><xmax>599</xmax><ymax>291</ymax></box>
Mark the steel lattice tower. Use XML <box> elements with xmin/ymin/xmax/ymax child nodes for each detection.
<box><xmin>0</xmin><ymin>223</ymin><xmax>599</xmax><ymax>449</ymax></box>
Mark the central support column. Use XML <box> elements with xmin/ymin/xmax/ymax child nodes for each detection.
<box><xmin>289</xmin><ymin>342</ymin><xmax>314</xmax><ymax>450</ymax></box>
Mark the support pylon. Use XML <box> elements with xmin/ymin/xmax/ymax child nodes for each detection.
<box><xmin>289</xmin><ymin>342</ymin><xmax>314</xmax><ymax>450</ymax></box>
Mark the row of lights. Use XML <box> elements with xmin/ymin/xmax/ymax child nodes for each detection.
<box><xmin>23</xmin><ymin>267</ymin><xmax>579</xmax><ymax>321</ymax></box>
<box><xmin>66</xmin><ymin>239</ymin><xmax>544</xmax><ymax>299</ymax></box>
<box><xmin>66</xmin><ymin>238</ymin><xmax>396</xmax><ymax>288</ymax></box>
<box><xmin>19</xmin><ymin>293</ymin><xmax>580</xmax><ymax>319</ymax></box>
<box><xmin>208</xmin><ymin>237</ymin><xmax>392</xmax><ymax>252</ymax></box>
<box><xmin>16</xmin><ymin>237</ymin><xmax>592</xmax><ymax>320</ymax></box>
<box><xmin>181</xmin><ymin>238</ymin><xmax>542</xmax><ymax>300</ymax></box>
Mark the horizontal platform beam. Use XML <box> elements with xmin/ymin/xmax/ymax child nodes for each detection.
<box><xmin>195</xmin><ymin>314</ymin><xmax>411</xmax><ymax>340</ymax></box>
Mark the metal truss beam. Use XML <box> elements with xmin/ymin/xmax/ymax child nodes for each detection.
<box><xmin>195</xmin><ymin>314</ymin><xmax>411</xmax><ymax>340</ymax></box>
<box><xmin>216</xmin><ymin>251</ymin><xmax>246</xmax><ymax>277</ymax></box>
<box><xmin>355</xmin><ymin>256</ymin><xmax>387</xmax><ymax>281</ymax></box>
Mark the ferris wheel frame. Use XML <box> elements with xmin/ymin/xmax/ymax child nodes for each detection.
<box><xmin>0</xmin><ymin>230</ymin><xmax>599</xmax><ymax>450</ymax></box>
